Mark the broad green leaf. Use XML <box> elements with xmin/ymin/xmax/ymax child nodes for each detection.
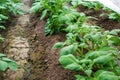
<box><xmin>93</xmin><ymin>53</ymin><xmax>114</xmax><ymax>64</ymax></box>
<box><xmin>85</xmin><ymin>47</ymin><xmax>116</xmax><ymax>59</ymax></box>
<box><xmin>85</xmin><ymin>69</ymin><xmax>92</xmax><ymax>77</ymax></box>
<box><xmin>8</xmin><ymin>62</ymin><xmax>18</xmax><ymax>70</ymax></box>
<box><xmin>17</xmin><ymin>9</ymin><xmax>24</xmax><ymax>15</ymax></box>
<box><xmin>85</xmin><ymin>51</ymin><xmax>105</xmax><ymax>59</ymax></box>
<box><xmin>0</xmin><ymin>60</ymin><xmax>8</xmax><ymax>71</ymax></box>
<box><xmin>0</xmin><ymin>26</ymin><xmax>5</xmax><ymax>30</ymax></box>
<box><xmin>0</xmin><ymin>54</ymin><xmax>6</xmax><ymax>57</ymax></box>
<box><xmin>30</xmin><ymin>2</ymin><xmax>42</xmax><ymax>13</ymax></box>
<box><xmin>0</xmin><ymin>6</ymin><xmax>6</xmax><ymax>9</ymax></box>
<box><xmin>114</xmin><ymin>67</ymin><xmax>120</xmax><ymax>75</ymax></box>
<box><xmin>58</xmin><ymin>9</ymin><xmax>79</xmax><ymax>23</ymax></box>
<box><xmin>94</xmin><ymin>70</ymin><xmax>120</xmax><ymax>80</ymax></box>
<box><xmin>99</xmin><ymin>47</ymin><xmax>117</xmax><ymax>51</ymax></box>
<box><xmin>52</xmin><ymin>42</ymin><xmax>65</xmax><ymax>49</ymax></box>
<box><xmin>2</xmin><ymin>57</ymin><xmax>14</xmax><ymax>62</ymax></box>
<box><xmin>59</xmin><ymin>54</ymin><xmax>82</xmax><ymax>71</ymax></box>
<box><xmin>109</xmin><ymin>13</ymin><xmax>117</xmax><ymax>20</ymax></box>
<box><xmin>110</xmin><ymin>29</ymin><xmax>120</xmax><ymax>35</ymax></box>
<box><xmin>40</xmin><ymin>10</ymin><xmax>48</xmax><ymax>20</ymax></box>
<box><xmin>75</xmin><ymin>75</ymin><xmax>86</xmax><ymax>80</ymax></box>
<box><xmin>0</xmin><ymin>14</ymin><xmax>8</xmax><ymax>20</ymax></box>
<box><xmin>64</xmin><ymin>63</ymin><xmax>82</xmax><ymax>71</ymax></box>
<box><xmin>108</xmin><ymin>36</ymin><xmax>120</xmax><ymax>46</ymax></box>
<box><xmin>79</xmin><ymin>43</ymin><xmax>88</xmax><ymax>49</ymax></box>
<box><xmin>59</xmin><ymin>43</ymin><xmax>78</xmax><ymax>56</ymax></box>
<box><xmin>65</xmin><ymin>24</ymin><xmax>78</xmax><ymax>32</ymax></box>
<box><xmin>79</xmin><ymin>59</ymin><xmax>92</xmax><ymax>64</ymax></box>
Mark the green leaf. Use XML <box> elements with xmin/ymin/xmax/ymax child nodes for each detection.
<box><xmin>58</xmin><ymin>9</ymin><xmax>79</xmax><ymax>23</ymax></box>
<box><xmin>52</xmin><ymin>42</ymin><xmax>65</xmax><ymax>49</ymax></box>
<box><xmin>0</xmin><ymin>54</ymin><xmax>6</xmax><ymax>57</ymax></box>
<box><xmin>59</xmin><ymin>43</ymin><xmax>78</xmax><ymax>56</ymax></box>
<box><xmin>0</xmin><ymin>6</ymin><xmax>6</xmax><ymax>9</ymax></box>
<box><xmin>75</xmin><ymin>75</ymin><xmax>86</xmax><ymax>80</ymax></box>
<box><xmin>79</xmin><ymin>43</ymin><xmax>88</xmax><ymax>49</ymax></box>
<box><xmin>0</xmin><ymin>60</ymin><xmax>8</xmax><ymax>71</ymax></box>
<box><xmin>85</xmin><ymin>69</ymin><xmax>92</xmax><ymax>77</ymax></box>
<box><xmin>114</xmin><ymin>67</ymin><xmax>120</xmax><ymax>75</ymax></box>
<box><xmin>85</xmin><ymin>47</ymin><xmax>116</xmax><ymax>59</ymax></box>
<box><xmin>2</xmin><ymin>57</ymin><xmax>14</xmax><ymax>62</ymax></box>
<box><xmin>85</xmin><ymin>51</ymin><xmax>104</xmax><ymax>59</ymax></box>
<box><xmin>108</xmin><ymin>36</ymin><xmax>120</xmax><ymax>46</ymax></box>
<box><xmin>94</xmin><ymin>70</ymin><xmax>120</xmax><ymax>80</ymax></box>
<box><xmin>65</xmin><ymin>24</ymin><xmax>78</xmax><ymax>32</ymax></box>
<box><xmin>0</xmin><ymin>14</ymin><xmax>8</xmax><ymax>20</ymax></box>
<box><xmin>110</xmin><ymin>29</ymin><xmax>120</xmax><ymax>35</ymax></box>
<box><xmin>59</xmin><ymin>54</ymin><xmax>82</xmax><ymax>71</ymax></box>
<box><xmin>0</xmin><ymin>26</ymin><xmax>5</xmax><ymax>30</ymax></box>
<box><xmin>8</xmin><ymin>62</ymin><xmax>18</xmax><ymax>70</ymax></box>
<box><xmin>99</xmin><ymin>47</ymin><xmax>117</xmax><ymax>51</ymax></box>
<box><xmin>79</xmin><ymin>59</ymin><xmax>92</xmax><ymax>64</ymax></box>
<box><xmin>40</xmin><ymin>10</ymin><xmax>48</xmax><ymax>20</ymax></box>
<box><xmin>30</xmin><ymin>2</ymin><xmax>42</xmax><ymax>13</ymax></box>
<box><xmin>109</xmin><ymin>13</ymin><xmax>117</xmax><ymax>20</ymax></box>
<box><xmin>93</xmin><ymin>53</ymin><xmax>114</xmax><ymax>64</ymax></box>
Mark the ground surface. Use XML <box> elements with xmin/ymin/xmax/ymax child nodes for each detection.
<box><xmin>0</xmin><ymin>1</ymin><xmax>120</xmax><ymax>80</ymax></box>
<box><xmin>0</xmin><ymin>0</ymin><xmax>75</xmax><ymax>80</ymax></box>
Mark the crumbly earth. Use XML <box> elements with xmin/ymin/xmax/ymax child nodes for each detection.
<box><xmin>0</xmin><ymin>1</ymin><xmax>120</xmax><ymax>80</ymax></box>
<box><xmin>24</xmin><ymin>19</ymin><xmax>76</xmax><ymax>80</ymax></box>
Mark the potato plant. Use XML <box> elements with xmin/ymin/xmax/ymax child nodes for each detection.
<box><xmin>0</xmin><ymin>0</ymin><xmax>23</xmax><ymax>71</ymax></box>
<box><xmin>0</xmin><ymin>54</ymin><xmax>18</xmax><ymax>71</ymax></box>
<box><xmin>30</xmin><ymin>0</ymin><xmax>86</xmax><ymax>35</ymax></box>
<box><xmin>0</xmin><ymin>0</ymin><xmax>24</xmax><ymax>29</ymax></box>
<box><xmin>31</xmin><ymin>0</ymin><xmax>120</xmax><ymax>79</ymax></box>
<box><xmin>71</xmin><ymin>0</ymin><xmax>120</xmax><ymax>22</ymax></box>
<box><xmin>101</xmin><ymin>7</ymin><xmax>120</xmax><ymax>22</ymax></box>
<box><xmin>53</xmin><ymin>22</ymin><xmax>120</xmax><ymax>79</ymax></box>
<box><xmin>71</xmin><ymin>0</ymin><xmax>102</xmax><ymax>10</ymax></box>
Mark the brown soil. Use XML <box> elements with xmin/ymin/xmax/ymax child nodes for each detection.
<box><xmin>23</xmin><ymin>19</ymin><xmax>76</xmax><ymax>80</ymax></box>
<box><xmin>97</xmin><ymin>19</ymin><xmax>120</xmax><ymax>30</ymax></box>
<box><xmin>83</xmin><ymin>9</ymin><xmax>120</xmax><ymax>30</ymax></box>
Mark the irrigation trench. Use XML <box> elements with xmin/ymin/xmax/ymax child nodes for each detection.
<box><xmin>2</xmin><ymin>0</ymin><xmax>32</xmax><ymax>80</ymax></box>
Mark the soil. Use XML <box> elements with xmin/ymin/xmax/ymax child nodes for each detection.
<box><xmin>24</xmin><ymin>19</ymin><xmax>75</xmax><ymax>80</ymax></box>
<box><xmin>0</xmin><ymin>1</ymin><xmax>120</xmax><ymax>80</ymax></box>
<box><xmin>83</xmin><ymin>8</ymin><xmax>120</xmax><ymax>30</ymax></box>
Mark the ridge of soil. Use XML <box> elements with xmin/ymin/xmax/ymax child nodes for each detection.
<box><xmin>24</xmin><ymin>19</ymin><xmax>75</xmax><ymax>80</ymax></box>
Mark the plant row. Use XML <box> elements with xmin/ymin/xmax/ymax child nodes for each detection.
<box><xmin>0</xmin><ymin>0</ymin><xmax>24</xmax><ymax>71</ymax></box>
<box><xmin>31</xmin><ymin>0</ymin><xmax>120</xmax><ymax>80</ymax></box>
